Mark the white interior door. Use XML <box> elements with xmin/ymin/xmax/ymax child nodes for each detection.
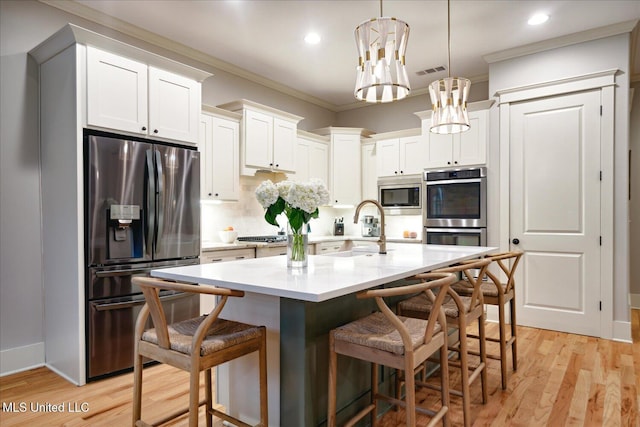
<box><xmin>510</xmin><ymin>90</ymin><xmax>601</xmax><ymax>336</ymax></box>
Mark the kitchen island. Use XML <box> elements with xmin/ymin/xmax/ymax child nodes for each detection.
<box><xmin>152</xmin><ymin>243</ymin><xmax>497</xmax><ymax>426</ymax></box>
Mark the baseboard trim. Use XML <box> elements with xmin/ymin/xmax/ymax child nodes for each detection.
<box><xmin>630</xmin><ymin>293</ymin><xmax>640</xmax><ymax>309</ymax></box>
<box><xmin>612</xmin><ymin>320</ymin><xmax>632</xmax><ymax>343</ymax></box>
<box><xmin>0</xmin><ymin>342</ymin><xmax>45</xmax><ymax>377</ymax></box>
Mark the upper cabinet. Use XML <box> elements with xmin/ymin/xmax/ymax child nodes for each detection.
<box><xmin>217</xmin><ymin>100</ymin><xmax>303</xmax><ymax>175</ymax></box>
<box><xmin>86</xmin><ymin>46</ymin><xmax>202</xmax><ymax>144</ymax></box>
<box><xmin>361</xmin><ymin>141</ymin><xmax>377</xmax><ymax>201</ymax></box>
<box><xmin>313</xmin><ymin>127</ymin><xmax>374</xmax><ymax>206</ymax></box>
<box><xmin>199</xmin><ymin>107</ymin><xmax>241</xmax><ymax>201</ymax></box>
<box><xmin>373</xmin><ymin>130</ymin><xmax>424</xmax><ymax>178</ymax></box>
<box><xmin>416</xmin><ymin>100</ymin><xmax>493</xmax><ymax>169</ymax></box>
<box><xmin>295</xmin><ymin>130</ymin><xmax>329</xmax><ymax>186</ymax></box>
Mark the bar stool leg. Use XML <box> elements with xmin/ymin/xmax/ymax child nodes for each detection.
<box><xmin>371</xmin><ymin>363</ymin><xmax>379</xmax><ymax>427</ymax></box>
<box><xmin>458</xmin><ymin>317</ymin><xmax>472</xmax><ymax>427</ymax></box>
<box><xmin>498</xmin><ymin>300</ymin><xmax>508</xmax><ymax>390</ymax></box>
<box><xmin>511</xmin><ymin>297</ymin><xmax>518</xmax><ymax>372</ymax></box>
<box><xmin>327</xmin><ymin>332</ymin><xmax>337</xmax><ymax>427</ymax></box>
<box><xmin>259</xmin><ymin>330</ymin><xmax>268</xmax><ymax>427</ymax></box>
<box><xmin>478</xmin><ymin>313</ymin><xmax>488</xmax><ymax>404</ymax></box>
<box><xmin>205</xmin><ymin>369</ymin><xmax>213</xmax><ymax>427</ymax></box>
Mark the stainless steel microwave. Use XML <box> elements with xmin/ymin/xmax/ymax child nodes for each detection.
<box><xmin>377</xmin><ymin>175</ymin><xmax>422</xmax><ymax>215</ymax></box>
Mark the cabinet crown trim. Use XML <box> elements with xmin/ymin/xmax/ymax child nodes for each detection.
<box><xmin>368</xmin><ymin>128</ymin><xmax>421</xmax><ymax>141</ymax></box>
<box><xmin>202</xmin><ymin>104</ymin><xmax>242</xmax><ymax>121</ymax></box>
<box><xmin>29</xmin><ymin>24</ymin><xmax>212</xmax><ymax>82</ymax></box>
<box><xmin>217</xmin><ymin>99</ymin><xmax>303</xmax><ymax>123</ymax></box>
<box><xmin>312</xmin><ymin>127</ymin><xmax>375</xmax><ymax>138</ymax></box>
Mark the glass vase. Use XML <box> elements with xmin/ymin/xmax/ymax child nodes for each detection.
<box><xmin>287</xmin><ymin>225</ymin><xmax>308</xmax><ymax>269</ymax></box>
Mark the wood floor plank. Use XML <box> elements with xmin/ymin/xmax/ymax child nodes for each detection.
<box><xmin>2</xmin><ymin>312</ymin><xmax>640</xmax><ymax>426</ymax></box>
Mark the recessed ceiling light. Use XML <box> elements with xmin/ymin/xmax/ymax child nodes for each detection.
<box><xmin>528</xmin><ymin>13</ymin><xmax>549</xmax><ymax>26</ymax></box>
<box><xmin>304</xmin><ymin>32</ymin><xmax>321</xmax><ymax>45</ymax></box>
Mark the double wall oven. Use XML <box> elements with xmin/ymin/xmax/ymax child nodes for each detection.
<box><xmin>423</xmin><ymin>167</ymin><xmax>487</xmax><ymax>246</ymax></box>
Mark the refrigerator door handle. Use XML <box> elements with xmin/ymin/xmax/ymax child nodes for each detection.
<box><xmin>154</xmin><ymin>149</ymin><xmax>165</xmax><ymax>255</ymax></box>
<box><xmin>145</xmin><ymin>149</ymin><xmax>156</xmax><ymax>257</ymax></box>
<box><xmin>92</xmin><ymin>291</ymin><xmax>193</xmax><ymax>311</ymax></box>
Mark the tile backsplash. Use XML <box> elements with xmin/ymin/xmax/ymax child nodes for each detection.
<box><xmin>201</xmin><ymin>173</ymin><xmax>422</xmax><ymax>243</ymax></box>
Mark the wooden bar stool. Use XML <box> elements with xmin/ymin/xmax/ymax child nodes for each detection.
<box><xmin>327</xmin><ymin>272</ymin><xmax>456</xmax><ymax>427</ymax></box>
<box><xmin>451</xmin><ymin>251</ymin><xmax>523</xmax><ymax>389</ymax></box>
<box><xmin>131</xmin><ymin>277</ymin><xmax>268</xmax><ymax>427</ymax></box>
<box><xmin>397</xmin><ymin>258</ymin><xmax>491</xmax><ymax>427</ymax></box>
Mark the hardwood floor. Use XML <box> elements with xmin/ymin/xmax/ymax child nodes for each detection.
<box><xmin>1</xmin><ymin>314</ymin><xmax>639</xmax><ymax>426</ymax></box>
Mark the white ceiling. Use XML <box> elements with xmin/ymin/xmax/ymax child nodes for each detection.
<box><xmin>57</xmin><ymin>1</ymin><xmax>640</xmax><ymax>110</ymax></box>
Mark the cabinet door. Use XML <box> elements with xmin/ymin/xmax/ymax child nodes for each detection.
<box><xmin>399</xmin><ymin>135</ymin><xmax>426</xmax><ymax>175</ymax></box>
<box><xmin>425</xmin><ymin>132</ymin><xmax>454</xmax><ymax>168</ymax></box>
<box><xmin>272</xmin><ymin>117</ymin><xmax>297</xmax><ymax>172</ymax></box>
<box><xmin>361</xmin><ymin>142</ymin><xmax>377</xmax><ymax>200</ymax></box>
<box><xmin>453</xmin><ymin>110</ymin><xmax>487</xmax><ymax>166</ymax></box>
<box><xmin>199</xmin><ymin>115</ymin><xmax>214</xmax><ymax>199</ymax></box>
<box><xmin>331</xmin><ymin>134</ymin><xmax>361</xmax><ymax>205</ymax></box>
<box><xmin>295</xmin><ymin>138</ymin><xmax>311</xmax><ymax>182</ymax></box>
<box><xmin>148</xmin><ymin>66</ymin><xmax>200</xmax><ymax>144</ymax></box>
<box><xmin>210</xmin><ymin>116</ymin><xmax>240</xmax><ymax>200</ymax></box>
<box><xmin>244</xmin><ymin>109</ymin><xmax>273</xmax><ymax>170</ymax></box>
<box><xmin>309</xmin><ymin>141</ymin><xmax>328</xmax><ymax>186</ymax></box>
<box><xmin>376</xmin><ymin>139</ymin><xmax>400</xmax><ymax>177</ymax></box>
<box><xmin>86</xmin><ymin>46</ymin><xmax>148</xmax><ymax>134</ymax></box>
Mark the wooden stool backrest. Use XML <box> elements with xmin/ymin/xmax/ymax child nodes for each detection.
<box><xmin>485</xmin><ymin>251</ymin><xmax>524</xmax><ymax>294</ymax></box>
<box><xmin>431</xmin><ymin>258</ymin><xmax>492</xmax><ymax>314</ymax></box>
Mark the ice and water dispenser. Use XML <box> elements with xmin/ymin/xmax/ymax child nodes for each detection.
<box><xmin>107</xmin><ymin>204</ymin><xmax>143</xmax><ymax>260</ymax></box>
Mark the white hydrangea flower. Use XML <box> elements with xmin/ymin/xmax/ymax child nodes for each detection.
<box><xmin>309</xmin><ymin>178</ymin><xmax>330</xmax><ymax>206</ymax></box>
<box><xmin>255</xmin><ymin>180</ymin><xmax>279</xmax><ymax>208</ymax></box>
<box><xmin>277</xmin><ymin>180</ymin><xmax>294</xmax><ymax>200</ymax></box>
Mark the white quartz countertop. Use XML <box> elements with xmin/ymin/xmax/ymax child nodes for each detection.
<box><xmin>153</xmin><ymin>243</ymin><xmax>497</xmax><ymax>302</ymax></box>
<box><xmin>201</xmin><ymin>235</ymin><xmax>421</xmax><ymax>250</ymax></box>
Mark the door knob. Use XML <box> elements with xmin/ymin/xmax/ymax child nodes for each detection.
<box><xmin>512</xmin><ymin>238</ymin><xmax>520</xmax><ymax>245</ymax></box>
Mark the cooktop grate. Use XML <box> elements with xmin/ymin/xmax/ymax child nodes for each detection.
<box><xmin>237</xmin><ymin>235</ymin><xmax>287</xmax><ymax>243</ymax></box>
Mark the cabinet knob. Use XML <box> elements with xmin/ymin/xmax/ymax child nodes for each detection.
<box><xmin>400</xmin><ymin>170</ymin><xmax>404</xmax><ymax>174</ymax></box>
<box><xmin>269</xmin><ymin>162</ymin><xmax>273</xmax><ymax>167</ymax></box>
<box><xmin>208</xmin><ymin>192</ymin><xmax>212</xmax><ymax>196</ymax></box>
<box><xmin>454</xmin><ymin>161</ymin><xmax>458</xmax><ymax>165</ymax></box>
<box><xmin>275</xmin><ymin>163</ymin><xmax>279</xmax><ymax>168</ymax></box>
<box><xmin>214</xmin><ymin>193</ymin><xmax>219</xmax><ymax>197</ymax></box>
<box><xmin>394</xmin><ymin>171</ymin><xmax>398</xmax><ymax>174</ymax></box>
<box><xmin>141</xmin><ymin>126</ymin><xmax>147</xmax><ymax>131</ymax></box>
<box><xmin>153</xmin><ymin>129</ymin><xmax>159</xmax><ymax>134</ymax></box>
<box><xmin>447</xmin><ymin>161</ymin><xmax>451</xmax><ymax>165</ymax></box>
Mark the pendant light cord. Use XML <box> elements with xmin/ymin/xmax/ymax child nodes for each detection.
<box><xmin>447</xmin><ymin>0</ymin><xmax>451</xmax><ymax>78</ymax></box>
<box><xmin>380</xmin><ymin>0</ymin><xmax>383</xmax><ymax>17</ymax></box>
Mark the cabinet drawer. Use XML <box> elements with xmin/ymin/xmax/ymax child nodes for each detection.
<box><xmin>255</xmin><ymin>245</ymin><xmax>288</xmax><ymax>258</ymax></box>
<box><xmin>201</xmin><ymin>248</ymin><xmax>255</xmax><ymax>263</ymax></box>
<box><xmin>315</xmin><ymin>241</ymin><xmax>345</xmax><ymax>254</ymax></box>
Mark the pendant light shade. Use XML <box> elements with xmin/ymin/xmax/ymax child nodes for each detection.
<box><xmin>354</xmin><ymin>5</ymin><xmax>410</xmax><ymax>103</ymax></box>
<box><xmin>429</xmin><ymin>0</ymin><xmax>470</xmax><ymax>134</ymax></box>
<box><xmin>429</xmin><ymin>77</ymin><xmax>470</xmax><ymax>134</ymax></box>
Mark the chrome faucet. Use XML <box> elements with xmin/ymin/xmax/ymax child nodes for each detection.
<box><xmin>354</xmin><ymin>199</ymin><xmax>386</xmax><ymax>254</ymax></box>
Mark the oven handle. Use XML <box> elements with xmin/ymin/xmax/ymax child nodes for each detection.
<box><xmin>426</xmin><ymin>228</ymin><xmax>484</xmax><ymax>234</ymax></box>
<box><xmin>426</xmin><ymin>178</ymin><xmax>483</xmax><ymax>185</ymax></box>
<box><xmin>92</xmin><ymin>291</ymin><xmax>193</xmax><ymax>311</ymax></box>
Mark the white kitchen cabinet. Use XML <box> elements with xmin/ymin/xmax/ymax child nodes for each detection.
<box><xmin>361</xmin><ymin>141</ymin><xmax>377</xmax><ymax>200</ymax></box>
<box><xmin>295</xmin><ymin>130</ymin><xmax>329</xmax><ymax>186</ymax></box>
<box><xmin>374</xmin><ymin>131</ymin><xmax>424</xmax><ymax>178</ymax></box>
<box><xmin>255</xmin><ymin>245</ymin><xmax>288</xmax><ymax>258</ymax></box>
<box><xmin>218</xmin><ymin>100</ymin><xmax>303</xmax><ymax>175</ymax></box>
<box><xmin>416</xmin><ymin>101</ymin><xmax>492</xmax><ymax>169</ymax></box>
<box><xmin>29</xmin><ymin>23</ymin><xmax>211</xmax><ymax>385</ymax></box>
<box><xmin>87</xmin><ymin>46</ymin><xmax>202</xmax><ymax>144</ymax></box>
<box><xmin>313</xmin><ymin>128</ymin><xmax>373</xmax><ymax>206</ymax></box>
<box><xmin>199</xmin><ymin>107</ymin><xmax>241</xmax><ymax>201</ymax></box>
<box><xmin>200</xmin><ymin>247</ymin><xmax>255</xmax><ymax>314</ymax></box>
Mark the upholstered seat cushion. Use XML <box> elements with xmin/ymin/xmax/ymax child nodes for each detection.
<box><xmin>333</xmin><ymin>312</ymin><xmax>441</xmax><ymax>355</ymax></box>
<box><xmin>142</xmin><ymin>315</ymin><xmax>262</xmax><ymax>356</ymax></box>
<box><xmin>399</xmin><ymin>293</ymin><xmax>471</xmax><ymax>318</ymax></box>
<box><xmin>451</xmin><ymin>279</ymin><xmax>506</xmax><ymax>297</ymax></box>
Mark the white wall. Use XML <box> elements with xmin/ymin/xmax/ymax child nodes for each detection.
<box><xmin>487</xmin><ymin>33</ymin><xmax>632</xmax><ymax>324</ymax></box>
<box><xmin>630</xmin><ymin>82</ymin><xmax>640</xmax><ymax>306</ymax></box>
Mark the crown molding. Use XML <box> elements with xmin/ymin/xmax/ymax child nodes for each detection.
<box><xmin>38</xmin><ymin>0</ymin><xmax>338</xmax><ymax>111</ymax></box>
<box><xmin>484</xmin><ymin>19</ymin><xmax>639</xmax><ymax>65</ymax></box>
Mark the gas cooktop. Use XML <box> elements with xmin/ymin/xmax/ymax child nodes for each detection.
<box><xmin>237</xmin><ymin>235</ymin><xmax>287</xmax><ymax>243</ymax></box>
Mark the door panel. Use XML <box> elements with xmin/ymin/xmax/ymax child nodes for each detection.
<box><xmin>510</xmin><ymin>90</ymin><xmax>601</xmax><ymax>336</ymax></box>
<box><xmin>154</xmin><ymin>145</ymin><xmax>200</xmax><ymax>260</ymax></box>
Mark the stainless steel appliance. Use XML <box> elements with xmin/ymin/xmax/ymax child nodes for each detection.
<box><xmin>84</xmin><ymin>130</ymin><xmax>201</xmax><ymax>380</ymax></box>
<box><xmin>237</xmin><ymin>235</ymin><xmax>287</xmax><ymax>243</ymax></box>
<box><xmin>423</xmin><ymin>167</ymin><xmax>487</xmax><ymax>246</ymax></box>
<box><xmin>377</xmin><ymin>175</ymin><xmax>422</xmax><ymax>215</ymax></box>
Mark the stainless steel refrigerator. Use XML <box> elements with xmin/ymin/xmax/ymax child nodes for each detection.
<box><xmin>84</xmin><ymin>131</ymin><xmax>200</xmax><ymax>380</ymax></box>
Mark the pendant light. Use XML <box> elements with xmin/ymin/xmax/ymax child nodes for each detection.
<box><xmin>429</xmin><ymin>0</ymin><xmax>470</xmax><ymax>134</ymax></box>
<box><xmin>354</xmin><ymin>0</ymin><xmax>410</xmax><ymax>103</ymax></box>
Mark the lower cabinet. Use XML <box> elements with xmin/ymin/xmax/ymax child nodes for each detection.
<box><xmin>200</xmin><ymin>247</ymin><xmax>255</xmax><ymax>314</ymax></box>
<box><xmin>314</xmin><ymin>241</ymin><xmax>346</xmax><ymax>255</ymax></box>
<box><xmin>256</xmin><ymin>245</ymin><xmax>288</xmax><ymax>258</ymax></box>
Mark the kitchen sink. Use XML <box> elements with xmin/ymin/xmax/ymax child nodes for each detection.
<box><xmin>323</xmin><ymin>246</ymin><xmax>390</xmax><ymax>257</ymax></box>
